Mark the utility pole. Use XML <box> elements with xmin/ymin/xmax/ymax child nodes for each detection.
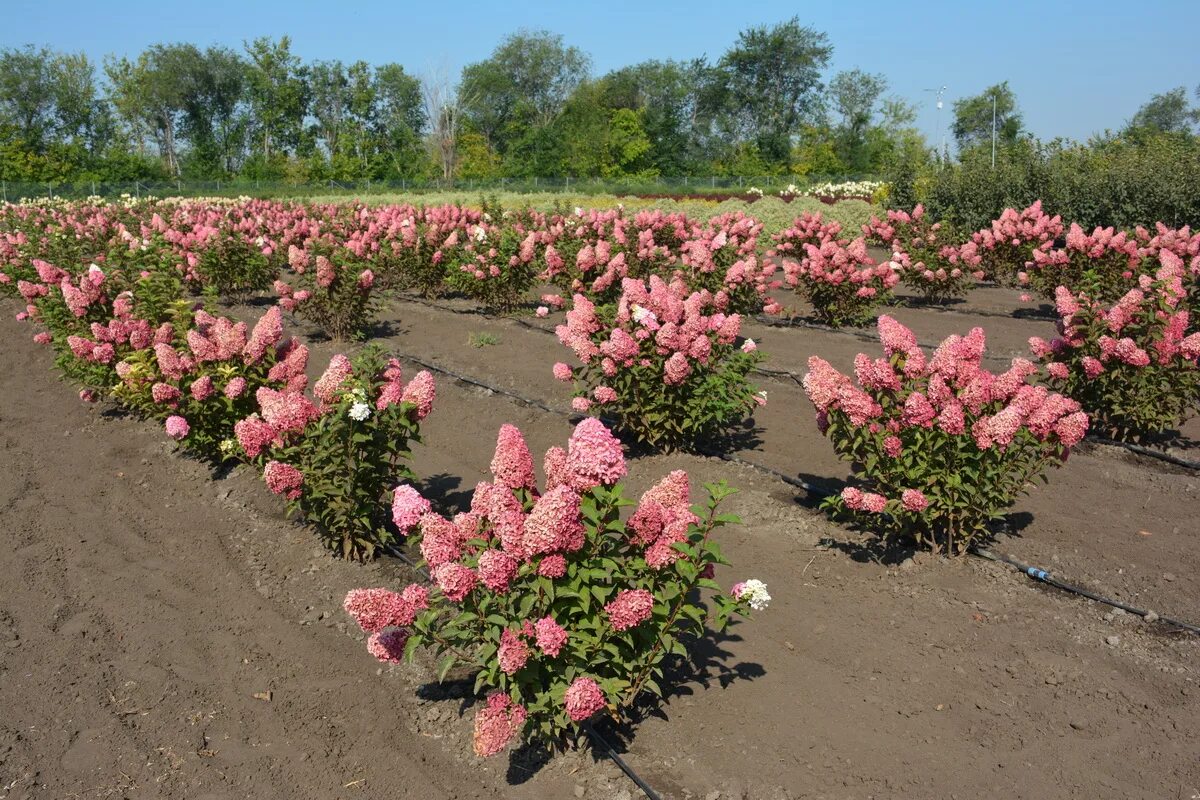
<box><xmin>991</xmin><ymin>92</ymin><xmax>998</xmax><ymax>169</ymax></box>
<box><xmin>925</xmin><ymin>85</ymin><xmax>948</xmax><ymax>169</ymax></box>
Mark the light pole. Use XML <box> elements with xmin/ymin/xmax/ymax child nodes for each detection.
<box><xmin>991</xmin><ymin>92</ymin><xmax>998</xmax><ymax>169</ymax></box>
<box><xmin>925</xmin><ymin>85</ymin><xmax>948</xmax><ymax>167</ymax></box>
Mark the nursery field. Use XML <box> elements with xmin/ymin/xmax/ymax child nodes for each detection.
<box><xmin>0</xmin><ymin>195</ymin><xmax>1198</xmax><ymax>799</ymax></box>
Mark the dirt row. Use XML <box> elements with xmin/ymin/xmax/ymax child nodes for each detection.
<box><xmin>1</xmin><ymin>280</ymin><xmax>1198</xmax><ymax>799</ymax></box>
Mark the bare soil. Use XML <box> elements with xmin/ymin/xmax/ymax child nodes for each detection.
<box><xmin>1</xmin><ymin>281</ymin><xmax>1197</xmax><ymax>800</ymax></box>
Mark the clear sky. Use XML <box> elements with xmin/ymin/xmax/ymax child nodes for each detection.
<box><xmin>4</xmin><ymin>0</ymin><xmax>1197</xmax><ymax>144</ymax></box>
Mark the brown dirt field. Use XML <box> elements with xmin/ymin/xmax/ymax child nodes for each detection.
<box><xmin>1</xmin><ymin>280</ymin><xmax>1198</xmax><ymax>800</ymax></box>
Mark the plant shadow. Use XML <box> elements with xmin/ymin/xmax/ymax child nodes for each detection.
<box><xmin>1013</xmin><ymin>303</ymin><xmax>1056</xmax><ymax>321</ymax></box>
<box><xmin>500</xmin><ymin>620</ymin><xmax>763</xmax><ymax>785</ymax></box>
<box><xmin>415</xmin><ymin>472</ymin><xmax>472</xmax><ymax>515</ymax></box>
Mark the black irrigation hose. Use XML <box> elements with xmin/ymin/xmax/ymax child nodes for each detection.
<box><xmin>582</xmin><ymin>722</ymin><xmax>662</xmax><ymax>800</ymax></box>
<box><xmin>970</xmin><ymin>547</ymin><xmax>1200</xmax><ymax>635</ymax></box>
<box><xmin>1084</xmin><ymin>435</ymin><xmax>1200</xmax><ymax>472</ymax></box>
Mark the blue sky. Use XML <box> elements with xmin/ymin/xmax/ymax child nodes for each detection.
<box><xmin>5</xmin><ymin>0</ymin><xmax>1197</xmax><ymax>143</ymax></box>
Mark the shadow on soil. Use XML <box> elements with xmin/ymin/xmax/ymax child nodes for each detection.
<box><xmin>501</xmin><ymin>619</ymin><xmax>764</xmax><ymax>786</ymax></box>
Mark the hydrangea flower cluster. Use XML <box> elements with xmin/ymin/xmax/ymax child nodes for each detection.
<box><xmin>803</xmin><ymin>315</ymin><xmax>1088</xmax><ymax>553</ymax></box>
<box><xmin>346</xmin><ymin>419</ymin><xmax>762</xmax><ymax>757</ymax></box>
<box><xmin>1033</xmin><ymin>254</ymin><xmax>1200</xmax><ymax>439</ymax></box>
<box><xmin>553</xmin><ymin>275</ymin><xmax>763</xmax><ymax>450</ymax></box>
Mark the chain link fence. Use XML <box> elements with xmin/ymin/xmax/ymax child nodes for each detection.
<box><xmin>0</xmin><ymin>174</ymin><xmax>882</xmax><ymax>202</ymax></box>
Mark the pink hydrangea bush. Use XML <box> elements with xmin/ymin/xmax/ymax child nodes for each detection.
<box><xmin>1020</xmin><ymin>223</ymin><xmax>1142</xmax><ymax>302</ymax></box>
<box><xmin>964</xmin><ymin>201</ymin><xmax>1063</xmax><ymax>285</ymax></box>
<box><xmin>803</xmin><ymin>315</ymin><xmax>1088</xmax><ymax>554</ymax></box>
<box><xmin>276</xmin><ymin>244</ymin><xmax>378</xmax><ymax>341</ymax></box>
<box><xmin>864</xmin><ymin>205</ymin><xmax>981</xmax><ymax>303</ymax></box>
<box><xmin>442</xmin><ymin>216</ymin><xmax>542</xmax><ymax>311</ymax></box>
<box><xmin>111</xmin><ymin>306</ymin><xmax>304</xmax><ymax>460</ymax></box>
<box><xmin>238</xmin><ymin>345</ymin><xmax>437</xmax><ymax>558</ymax></box>
<box><xmin>770</xmin><ymin>214</ymin><xmax>899</xmax><ymax>326</ymax></box>
<box><xmin>187</xmin><ymin>222</ymin><xmax>277</xmax><ymax>298</ymax></box>
<box><xmin>554</xmin><ymin>276</ymin><xmax>763</xmax><ymax>450</ymax></box>
<box><xmin>344</xmin><ymin>418</ymin><xmax>762</xmax><ymax>756</ymax></box>
<box><xmin>1032</xmin><ymin>255</ymin><xmax>1200</xmax><ymax>440</ymax></box>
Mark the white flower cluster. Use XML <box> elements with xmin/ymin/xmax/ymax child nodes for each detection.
<box><xmin>348</xmin><ymin>401</ymin><xmax>372</xmax><ymax>422</ymax></box>
<box><xmin>735</xmin><ymin>578</ymin><xmax>771</xmax><ymax>611</ymax></box>
<box><xmin>805</xmin><ymin>180</ymin><xmax>886</xmax><ymax>200</ymax></box>
<box><xmin>745</xmin><ymin>187</ymin><xmax>764</xmax><ymax>198</ymax></box>
<box><xmin>779</xmin><ymin>183</ymin><xmax>801</xmax><ymax>198</ymax></box>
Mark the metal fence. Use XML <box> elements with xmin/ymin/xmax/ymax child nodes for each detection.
<box><xmin>0</xmin><ymin>174</ymin><xmax>882</xmax><ymax>202</ymax></box>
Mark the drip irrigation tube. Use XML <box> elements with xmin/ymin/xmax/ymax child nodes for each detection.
<box><xmin>970</xmin><ymin>548</ymin><xmax>1200</xmax><ymax>635</ymax></box>
<box><xmin>582</xmin><ymin>723</ymin><xmax>663</xmax><ymax>800</ymax></box>
<box><xmin>1084</xmin><ymin>435</ymin><xmax>1200</xmax><ymax>471</ymax></box>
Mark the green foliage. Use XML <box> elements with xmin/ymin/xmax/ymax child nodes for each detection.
<box><xmin>266</xmin><ymin>347</ymin><xmax>425</xmax><ymax>559</ymax></box>
<box><xmin>907</xmin><ymin>132</ymin><xmax>1200</xmax><ymax>232</ymax></box>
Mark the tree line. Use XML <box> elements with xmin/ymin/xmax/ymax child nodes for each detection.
<box><xmin>1</xmin><ymin>19</ymin><xmax>1197</xmax><ymax>186</ymax></box>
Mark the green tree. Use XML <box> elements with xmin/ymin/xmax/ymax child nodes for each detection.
<box><xmin>829</xmin><ymin>68</ymin><xmax>887</xmax><ymax>170</ymax></box>
<box><xmin>952</xmin><ymin>81</ymin><xmax>1022</xmax><ymax>150</ymax></box>
<box><xmin>712</xmin><ymin>17</ymin><xmax>832</xmax><ymax>168</ymax></box>
<box><xmin>1127</xmin><ymin>86</ymin><xmax>1196</xmax><ymax>134</ymax></box>
<box><xmin>243</xmin><ymin>36</ymin><xmax>309</xmax><ymax>173</ymax></box>
<box><xmin>459</xmin><ymin>29</ymin><xmax>590</xmax><ymax>168</ymax></box>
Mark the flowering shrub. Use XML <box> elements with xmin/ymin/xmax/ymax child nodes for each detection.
<box><xmin>802</xmin><ymin>315</ymin><xmax>1088</xmax><ymax>554</ymax></box>
<box><xmin>188</xmin><ymin>223</ymin><xmax>277</xmax><ymax>298</ymax></box>
<box><xmin>864</xmin><ymin>205</ymin><xmax>980</xmax><ymax>303</ymax></box>
<box><xmin>238</xmin><ymin>346</ymin><xmax>437</xmax><ymax>558</ymax></box>
<box><xmin>276</xmin><ymin>246</ymin><xmax>378</xmax><ymax>340</ymax></box>
<box><xmin>1032</xmin><ymin>256</ymin><xmax>1200</xmax><ymax>440</ymax></box>
<box><xmin>554</xmin><ymin>277</ymin><xmax>763</xmax><ymax>451</ymax></box>
<box><xmin>1021</xmin><ymin>223</ymin><xmax>1141</xmax><ymax>302</ymax></box>
<box><xmin>964</xmin><ymin>201</ymin><xmax>1063</xmax><ymax>284</ymax></box>
<box><xmin>110</xmin><ymin>306</ymin><xmax>305</xmax><ymax>460</ymax></box>
<box><xmin>805</xmin><ymin>180</ymin><xmax>886</xmax><ymax>203</ymax></box>
<box><xmin>443</xmin><ymin>219</ymin><xmax>541</xmax><ymax>311</ymax></box>
<box><xmin>344</xmin><ymin>419</ymin><xmax>764</xmax><ymax>756</ymax></box>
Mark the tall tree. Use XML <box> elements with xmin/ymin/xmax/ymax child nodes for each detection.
<box><xmin>712</xmin><ymin>17</ymin><xmax>832</xmax><ymax>167</ymax></box>
<box><xmin>459</xmin><ymin>29</ymin><xmax>590</xmax><ymax>164</ymax></box>
<box><xmin>243</xmin><ymin>36</ymin><xmax>308</xmax><ymax>166</ymax></box>
<box><xmin>598</xmin><ymin>59</ymin><xmax>711</xmax><ymax>175</ymax></box>
<box><xmin>829</xmin><ymin>68</ymin><xmax>887</xmax><ymax>170</ymax></box>
<box><xmin>952</xmin><ymin>81</ymin><xmax>1022</xmax><ymax>150</ymax></box>
<box><xmin>1127</xmin><ymin>87</ymin><xmax>1196</xmax><ymax>134</ymax></box>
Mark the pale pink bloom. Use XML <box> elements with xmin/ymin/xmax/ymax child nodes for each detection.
<box><xmin>534</xmin><ymin>616</ymin><xmax>568</xmax><ymax>657</ymax></box>
<box><xmin>366</xmin><ymin>628</ymin><xmax>408</xmax><ymax>664</ymax></box>
<box><xmin>553</xmin><ymin>362</ymin><xmax>573</xmax><ymax>382</ymax></box>
<box><xmin>901</xmin><ymin>488</ymin><xmax>928</xmax><ymax>512</ymax></box>
<box><xmin>524</xmin><ymin>553</ymin><xmax>562</xmax><ymax>583</ymax></box>
<box><xmin>563</xmin><ymin>677</ymin><xmax>606</xmax><ymax>722</ymax></box>
<box><xmin>566</xmin><ymin>418</ymin><xmax>626</xmax><ymax>489</ymax></box>
<box><xmin>391</xmin><ymin>485</ymin><xmax>431</xmax><ymax>533</ymax></box>
<box><xmin>498</xmin><ymin>628</ymin><xmax>530</xmax><ymax>674</ymax></box>
<box><xmin>263</xmin><ymin>460</ymin><xmax>303</xmax><ymax>499</ymax></box>
<box><xmin>605</xmin><ymin>589</ymin><xmax>654</xmax><ymax>631</ymax></box>
<box><xmin>522</xmin><ymin>485</ymin><xmax>585</xmax><ymax>556</ymax></box>
<box><xmin>165</xmin><ymin>415</ymin><xmax>190</xmax><ymax>440</ymax></box>
<box><xmin>343</xmin><ymin>585</ymin><xmax>428</xmax><ymax>632</ymax></box>
<box><xmin>478</xmin><ymin>550</ymin><xmax>520</xmax><ymax>593</ymax></box>
<box><xmin>472</xmin><ymin>693</ymin><xmax>527</xmax><ymax>757</ymax></box>
<box><xmin>491</xmin><ymin>424</ymin><xmax>535</xmax><ymax>490</ymax></box>
<box><xmin>400</xmin><ymin>370</ymin><xmax>436</xmax><ymax>420</ymax></box>
<box><xmin>432</xmin><ymin>563</ymin><xmax>477</xmax><ymax>602</ymax></box>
